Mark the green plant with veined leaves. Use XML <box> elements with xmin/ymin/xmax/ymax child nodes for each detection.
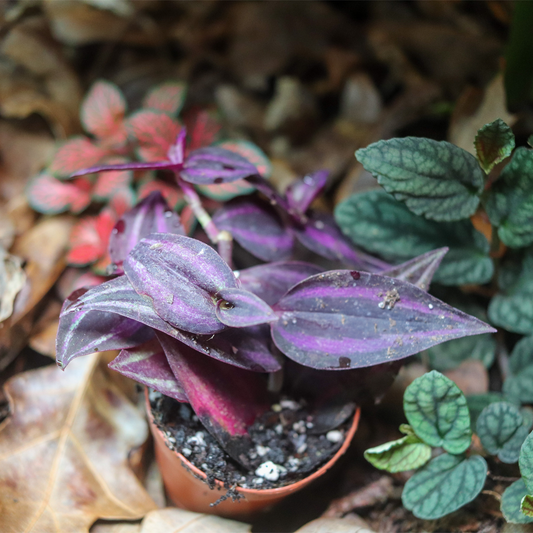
<box><xmin>364</xmin><ymin>371</ymin><xmax>533</xmax><ymax>522</ymax></box>
<box><xmin>334</xmin><ymin>118</ymin><xmax>533</xmax><ymax>521</ymax></box>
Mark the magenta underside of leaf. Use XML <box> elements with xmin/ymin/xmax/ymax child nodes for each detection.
<box><xmin>213</xmin><ymin>198</ymin><xmax>294</xmax><ymax>262</ymax></box>
<box><xmin>70</xmin><ymin>160</ymin><xmax>182</xmax><ymax>179</ymax></box>
<box><xmin>236</xmin><ymin>261</ymin><xmax>323</xmax><ymax>305</ymax></box>
<box><xmin>109</xmin><ymin>339</ymin><xmax>187</xmax><ymax>402</ymax></box>
<box><xmin>157</xmin><ymin>332</ymin><xmax>268</xmax><ymax>465</ymax></box>
<box><xmin>271</xmin><ymin>270</ymin><xmax>495</xmax><ymax>370</ymax></box>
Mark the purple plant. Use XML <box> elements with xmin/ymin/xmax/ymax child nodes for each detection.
<box><xmin>57</xmin><ymin>148</ymin><xmax>495</xmax><ymax>469</ymax></box>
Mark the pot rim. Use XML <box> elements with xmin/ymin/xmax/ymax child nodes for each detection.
<box><xmin>145</xmin><ymin>388</ymin><xmax>360</xmax><ymax>496</ymax></box>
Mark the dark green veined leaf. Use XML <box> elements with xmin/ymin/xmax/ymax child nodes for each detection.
<box><xmin>476</xmin><ymin>402</ymin><xmax>528</xmax><ymax>463</ymax></box>
<box><xmin>467</xmin><ymin>393</ymin><xmax>518</xmax><ymax>428</ymax></box>
<box><xmin>489</xmin><ymin>250</ymin><xmax>533</xmax><ymax>334</ymax></box>
<box><xmin>404</xmin><ymin>371</ymin><xmax>472</xmax><ymax>454</ymax></box>
<box><xmin>427</xmin><ymin>333</ymin><xmax>496</xmax><ymax>372</ymax></box>
<box><xmin>474</xmin><ymin>119</ymin><xmax>515</xmax><ymax>174</ymax></box>
<box><xmin>518</xmin><ymin>430</ymin><xmax>533</xmax><ymax>494</ymax></box>
<box><xmin>364</xmin><ymin>435</ymin><xmax>431</xmax><ymax>473</ymax></box>
<box><xmin>356</xmin><ymin>137</ymin><xmax>485</xmax><ymax>221</ymax></box>
<box><xmin>402</xmin><ymin>454</ymin><xmax>487</xmax><ymax>520</ymax></box>
<box><xmin>335</xmin><ymin>190</ymin><xmax>493</xmax><ymax>286</ymax></box>
<box><xmin>504</xmin><ymin>336</ymin><xmax>533</xmax><ymax>404</ymax></box>
<box><xmin>485</xmin><ymin>148</ymin><xmax>533</xmax><ymax>248</ymax></box>
<box><xmin>501</xmin><ymin>479</ymin><xmax>533</xmax><ymax>523</ymax></box>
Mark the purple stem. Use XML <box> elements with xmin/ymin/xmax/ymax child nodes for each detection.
<box><xmin>175</xmin><ymin>172</ymin><xmax>234</xmax><ymax>267</ymax></box>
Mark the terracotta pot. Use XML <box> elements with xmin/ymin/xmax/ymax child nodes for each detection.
<box><xmin>145</xmin><ymin>390</ymin><xmax>360</xmax><ymax>518</ymax></box>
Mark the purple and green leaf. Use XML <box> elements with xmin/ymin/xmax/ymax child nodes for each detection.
<box><xmin>216</xmin><ymin>288</ymin><xmax>277</xmax><ymax>328</ymax></box>
<box><xmin>109</xmin><ymin>192</ymin><xmax>184</xmax><ymax>272</ymax></box>
<box><xmin>474</xmin><ymin>119</ymin><xmax>515</xmax><ymax>174</ymax></box>
<box><xmin>213</xmin><ymin>198</ymin><xmax>294</xmax><ymax>262</ymax></box>
<box><xmin>285</xmin><ymin>170</ymin><xmax>328</xmax><ymax>215</ymax></box>
<box><xmin>381</xmin><ymin>248</ymin><xmax>448</xmax><ymax>291</ymax></box>
<box><xmin>236</xmin><ymin>261</ymin><xmax>322</xmax><ymax>305</ymax></box>
<box><xmin>271</xmin><ymin>270</ymin><xmax>496</xmax><ymax>370</ymax></box>
<box><xmin>181</xmin><ymin>147</ymin><xmax>258</xmax><ymax>185</ymax></box>
<box><xmin>124</xmin><ymin>234</ymin><xmax>236</xmax><ymax>334</ymax></box>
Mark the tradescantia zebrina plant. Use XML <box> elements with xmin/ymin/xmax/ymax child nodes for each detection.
<box><xmin>56</xmin><ymin>127</ymin><xmax>493</xmax><ymax>477</ymax></box>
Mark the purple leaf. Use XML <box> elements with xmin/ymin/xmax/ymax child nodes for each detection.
<box><xmin>156</xmin><ymin>332</ymin><xmax>269</xmax><ymax>467</ymax></box>
<box><xmin>293</xmin><ymin>212</ymin><xmax>389</xmax><ymax>272</ymax></box>
<box><xmin>271</xmin><ymin>270</ymin><xmax>496</xmax><ymax>370</ymax></box>
<box><xmin>124</xmin><ymin>234</ymin><xmax>236</xmax><ymax>335</ymax></box>
<box><xmin>109</xmin><ymin>339</ymin><xmax>187</xmax><ymax>402</ymax></box>
<box><xmin>62</xmin><ymin>275</ymin><xmax>276</xmax><ymax>371</ymax></box>
<box><xmin>213</xmin><ymin>198</ymin><xmax>294</xmax><ymax>262</ymax></box>
<box><xmin>245</xmin><ymin>175</ymin><xmax>300</xmax><ymax>222</ymax></box>
<box><xmin>181</xmin><ymin>147</ymin><xmax>258</xmax><ymax>185</ymax></box>
<box><xmin>56</xmin><ymin>290</ymin><xmax>154</xmax><ymax>369</ymax></box>
<box><xmin>381</xmin><ymin>248</ymin><xmax>449</xmax><ymax>291</ymax></box>
<box><xmin>237</xmin><ymin>261</ymin><xmax>323</xmax><ymax>305</ymax></box>
<box><xmin>109</xmin><ymin>191</ymin><xmax>184</xmax><ymax>272</ymax></box>
<box><xmin>216</xmin><ymin>288</ymin><xmax>277</xmax><ymax>328</ymax></box>
<box><xmin>285</xmin><ymin>170</ymin><xmax>328</xmax><ymax>215</ymax></box>
<box><xmin>70</xmin><ymin>160</ymin><xmax>182</xmax><ymax>179</ymax></box>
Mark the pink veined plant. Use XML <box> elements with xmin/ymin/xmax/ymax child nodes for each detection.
<box><xmin>28</xmin><ymin>79</ymin><xmax>271</xmax><ymax>275</ymax></box>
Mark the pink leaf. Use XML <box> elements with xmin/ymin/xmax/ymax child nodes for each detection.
<box><xmin>49</xmin><ymin>137</ymin><xmax>108</xmax><ymax>177</ymax></box>
<box><xmin>80</xmin><ymin>80</ymin><xmax>127</xmax><ymax>144</ymax></box>
<box><xmin>142</xmin><ymin>81</ymin><xmax>187</xmax><ymax>116</ymax></box>
<box><xmin>127</xmin><ymin>111</ymin><xmax>182</xmax><ymax>162</ymax></box>
<box><xmin>109</xmin><ymin>188</ymin><xmax>136</xmax><ymax>217</ymax></box>
<box><xmin>93</xmin><ymin>158</ymin><xmax>133</xmax><ymax>200</ymax></box>
<box><xmin>185</xmin><ymin>109</ymin><xmax>221</xmax><ymax>152</ymax></box>
<box><xmin>138</xmin><ymin>179</ymin><xmax>182</xmax><ymax>209</ymax></box>
<box><xmin>28</xmin><ymin>173</ymin><xmax>92</xmax><ymax>215</ymax></box>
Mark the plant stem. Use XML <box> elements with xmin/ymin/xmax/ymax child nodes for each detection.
<box><xmin>175</xmin><ymin>174</ymin><xmax>234</xmax><ymax>267</ymax></box>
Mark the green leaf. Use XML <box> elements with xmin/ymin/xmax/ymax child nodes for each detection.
<box><xmin>474</xmin><ymin>119</ymin><xmax>515</xmax><ymax>174</ymax></box>
<box><xmin>489</xmin><ymin>250</ymin><xmax>533</xmax><ymax>334</ymax></box>
<box><xmin>335</xmin><ymin>190</ymin><xmax>493</xmax><ymax>286</ymax></box>
<box><xmin>356</xmin><ymin>137</ymin><xmax>485</xmax><ymax>221</ymax></box>
<box><xmin>518</xmin><ymin>430</ymin><xmax>533</xmax><ymax>494</ymax></box>
<box><xmin>476</xmin><ymin>402</ymin><xmax>528</xmax><ymax>463</ymax></box>
<box><xmin>528</xmin><ymin>135</ymin><xmax>533</xmax><ymax>148</ymax></box>
<box><xmin>504</xmin><ymin>336</ymin><xmax>533</xmax><ymax>404</ymax></box>
<box><xmin>485</xmin><ymin>148</ymin><xmax>533</xmax><ymax>248</ymax></box>
<box><xmin>364</xmin><ymin>435</ymin><xmax>432</xmax><ymax>473</ymax></box>
<box><xmin>501</xmin><ymin>479</ymin><xmax>533</xmax><ymax>523</ymax></box>
<box><xmin>404</xmin><ymin>370</ymin><xmax>472</xmax><ymax>454</ymax></box>
<box><xmin>522</xmin><ymin>408</ymin><xmax>533</xmax><ymax>430</ymax></box>
<box><xmin>467</xmin><ymin>393</ymin><xmax>517</xmax><ymax>428</ymax></box>
<box><xmin>522</xmin><ymin>494</ymin><xmax>533</xmax><ymax>517</ymax></box>
<box><xmin>399</xmin><ymin>424</ymin><xmax>416</xmax><ymax>436</ymax></box>
<box><xmin>427</xmin><ymin>333</ymin><xmax>496</xmax><ymax>372</ymax></box>
<box><xmin>402</xmin><ymin>454</ymin><xmax>487</xmax><ymax>520</ymax></box>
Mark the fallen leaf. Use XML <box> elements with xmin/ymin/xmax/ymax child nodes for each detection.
<box><xmin>323</xmin><ymin>477</ymin><xmax>394</xmax><ymax>518</ymax></box>
<box><xmin>11</xmin><ymin>215</ymin><xmax>74</xmax><ymax>324</ymax></box>
<box><xmin>0</xmin><ymin>248</ymin><xmax>25</xmax><ymax>323</ymax></box>
<box><xmin>91</xmin><ymin>508</ymin><xmax>251</xmax><ymax>533</ymax></box>
<box><xmin>0</xmin><ymin>354</ymin><xmax>156</xmax><ymax>533</ymax></box>
<box><xmin>29</xmin><ymin>300</ymin><xmax>62</xmax><ymax>358</ymax></box>
<box><xmin>444</xmin><ymin>359</ymin><xmax>489</xmax><ymax>396</ymax></box>
<box><xmin>296</xmin><ymin>516</ymin><xmax>376</xmax><ymax>533</ymax></box>
<box><xmin>449</xmin><ymin>74</ymin><xmax>516</xmax><ymax>155</ymax></box>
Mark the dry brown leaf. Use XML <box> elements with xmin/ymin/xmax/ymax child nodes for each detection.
<box><xmin>0</xmin><ymin>354</ymin><xmax>156</xmax><ymax>533</ymax></box>
<box><xmin>0</xmin><ymin>249</ymin><xmax>25</xmax><ymax>323</ymax></box>
<box><xmin>0</xmin><ymin>17</ymin><xmax>82</xmax><ymax>136</ymax></box>
<box><xmin>449</xmin><ymin>74</ymin><xmax>516</xmax><ymax>155</ymax></box>
<box><xmin>296</xmin><ymin>516</ymin><xmax>376</xmax><ymax>533</ymax></box>
<box><xmin>91</xmin><ymin>508</ymin><xmax>251</xmax><ymax>533</ymax></box>
<box><xmin>29</xmin><ymin>300</ymin><xmax>62</xmax><ymax>358</ymax></box>
<box><xmin>444</xmin><ymin>360</ymin><xmax>489</xmax><ymax>396</ymax></box>
<box><xmin>11</xmin><ymin>216</ymin><xmax>73</xmax><ymax>324</ymax></box>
